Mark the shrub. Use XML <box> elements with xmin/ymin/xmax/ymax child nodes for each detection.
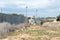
<box><xmin>56</xmin><ymin>15</ymin><xmax>60</xmax><ymax>21</ymax></box>
<box><xmin>0</xmin><ymin>22</ymin><xmax>29</xmax><ymax>36</ymax></box>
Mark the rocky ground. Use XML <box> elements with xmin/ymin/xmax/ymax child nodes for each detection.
<box><xmin>0</xmin><ymin>22</ymin><xmax>60</xmax><ymax>40</ymax></box>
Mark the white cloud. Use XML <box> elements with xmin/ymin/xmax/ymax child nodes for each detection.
<box><xmin>15</xmin><ymin>0</ymin><xmax>55</xmax><ymax>8</ymax></box>
<box><xmin>0</xmin><ymin>0</ymin><xmax>55</xmax><ymax>8</ymax></box>
<box><xmin>0</xmin><ymin>1</ymin><xmax>5</xmax><ymax>7</ymax></box>
<box><xmin>17</xmin><ymin>0</ymin><xmax>55</xmax><ymax>8</ymax></box>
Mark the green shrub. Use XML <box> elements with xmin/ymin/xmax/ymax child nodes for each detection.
<box><xmin>56</xmin><ymin>15</ymin><xmax>60</xmax><ymax>21</ymax></box>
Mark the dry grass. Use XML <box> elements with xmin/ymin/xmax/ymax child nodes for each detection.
<box><xmin>0</xmin><ymin>21</ymin><xmax>60</xmax><ymax>40</ymax></box>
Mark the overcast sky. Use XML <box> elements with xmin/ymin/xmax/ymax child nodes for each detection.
<box><xmin>0</xmin><ymin>0</ymin><xmax>60</xmax><ymax>17</ymax></box>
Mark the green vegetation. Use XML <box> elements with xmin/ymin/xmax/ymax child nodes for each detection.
<box><xmin>56</xmin><ymin>15</ymin><xmax>60</xmax><ymax>21</ymax></box>
<box><xmin>10</xmin><ymin>13</ymin><xmax>24</xmax><ymax>16</ymax></box>
<box><xmin>41</xmin><ymin>21</ymin><xmax>43</xmax><ymax>25</ymax></box>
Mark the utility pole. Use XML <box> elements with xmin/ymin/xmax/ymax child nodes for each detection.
<box><xmin>1</xmin><ymin>8</ymin><xmax>2</xmax><ymax>13</ymax></box>
<box><xmin>59</xmin><ymin>8</ymin><xmax>60</xmax><ymax>14</ymax></box>
<box><xmin>36</xmin><ymin>9</ymin><xmax>38</xmax><ymax>18</ymax></box>
<box><xmin>26</xmin><ymin>6</ymin><xmax>28</xmax><ymax>17</ymax></box>
<box><xmin>25</xmin><ymin>6</ymin><xmax>28</xmax><ymax>24</ymax></box>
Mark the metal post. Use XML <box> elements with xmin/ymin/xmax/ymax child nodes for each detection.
<box><xmin>1</xmin><ymin>8</ymin><xmax>2</xmax><ymax>13</ymax></box>
<box><xmin>59</xmin><ymin>8</ymin><xmax>60</xmax><ymax>14</ymax></box>
<box><xmin>36</xmin><ymin>9</ymin><xmax>37</xmax><ymax>18</ymax></box>
<box><xmin>25</xmin><ymin>6</ymin><xmax>28</xmax><ymax>24</ymax></box>
<box><xmin>26</xmin><ymin>6</ymin><xmax>28</xmax><ymax>17</ymax></box>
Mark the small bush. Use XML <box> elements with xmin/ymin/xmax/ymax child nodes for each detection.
<box><xmin>56</xmin><ymin>15</ymin><xmax>60</xmax><ymax>21</ymax></box>
<box><xmin>0</xmin><ymin>22</ymin><xmax>29</xmax><ymax>36</ymax></box>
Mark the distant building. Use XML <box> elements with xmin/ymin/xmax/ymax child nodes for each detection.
<box><xmin>46</xmin><ymin>17</ymin><xmax>56</xmax><ymax>22</ymax></box>
<box><xmin>36</xmin><ymin>17</ymin><xmax>56</xmax><ymax>25</ymax></box>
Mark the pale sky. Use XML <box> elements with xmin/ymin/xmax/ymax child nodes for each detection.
<box><xmin>0</xmin><ymin>0</ymin><xmax>60</xmax><ymax>17</ymax></box>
